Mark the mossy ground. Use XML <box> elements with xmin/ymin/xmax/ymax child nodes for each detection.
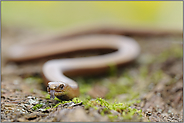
<box><xmin>26</xmin><ymin>44</ymin><xmax>182</xmax><ymax>121</ymax></box>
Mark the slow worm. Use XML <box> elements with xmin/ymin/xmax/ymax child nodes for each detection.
<box><xmin>7</xmin><ymin>24</ymin><xmax>178</xmax><ymax>100</ymax></box>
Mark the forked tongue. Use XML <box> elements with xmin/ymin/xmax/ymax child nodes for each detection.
<box><xmin>50</xmin><ymin>90</ymin><xmax>55</xmax><ymax>99</ymax></box>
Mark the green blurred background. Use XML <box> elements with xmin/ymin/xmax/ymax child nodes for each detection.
<box><xmin>1</xmin><ymin>1</ymin><xmax>183</xmax><ymax>31</ymax></box>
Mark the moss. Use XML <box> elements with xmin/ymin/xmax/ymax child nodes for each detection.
<box><xmin>45</xmin><ymin>94</ymin><xmax>50</xmax><ymax>99</ymax></box>
<box><xmin>82</xmin><ymin>98</ymin><xmax>142</xmax><ymax>121</ymax></box>
<box><xmin>53</xmin><ymin>102</ymin><xmax>62</xmax><ymax>108</ymax></box>
<box><xmin>108</xmin><ymin>114</ymin><xmax>118</xmax><ymax>121</ymax></box>
<box><xmin>44</xmin><ymin>96</ymin><xmax>142</xmax><ymax>121</ymax></box>
<box><xmin>44</xmin><ymin>106</ymin><xmax>51</xmax><ymax>110</ymax></box>
<box><xmin>32</xmin><ymin>104</ymin><xmax>43</xmax><ymax>110</ymax></box>
<box><xmin>72</xmin><ymin>97</ymin><xmax>83</xmax><ymax>103</ymax></box>
<box><xmin>46</xmin><ymin>97</ymin><xmax>83</xmax><ymax>109</ymax></box>
<box><xmin>54</xmin><ymin>97</ymin><xmax>62</xmax><ymax>101</ymax></box>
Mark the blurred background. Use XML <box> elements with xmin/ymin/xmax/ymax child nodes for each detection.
<box><xmin>2</xmin><ymin>1</ymin><xmax>183</xmax><ymax>32</ymax></box>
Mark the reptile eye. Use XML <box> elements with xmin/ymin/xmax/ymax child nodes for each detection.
<box><xmin>59</xmin><ymin>84</ymin><xmax>64</xmax><ymax>90</ymax></box>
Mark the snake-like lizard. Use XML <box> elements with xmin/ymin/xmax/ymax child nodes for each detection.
<box><xmin>6</xmin><ymin>24</ymin><xmax>180</xmax><ymax>100</ymax></box>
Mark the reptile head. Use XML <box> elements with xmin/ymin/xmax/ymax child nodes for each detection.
<box><xmin>47</xmin><ymin>81</ymin><xmax>67</xmax><ymax>99</ymax></box>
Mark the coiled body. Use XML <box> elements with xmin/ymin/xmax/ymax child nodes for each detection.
<box><xmin>6</xmin><ymin>25</ymin><xmax>143</xmax><ymax>100</ymax></box>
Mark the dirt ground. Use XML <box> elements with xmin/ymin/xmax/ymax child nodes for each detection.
<box><xmin>1</xmin><ymin>26</ymin><xmax>183</xmax><ymax>122</ymax></box>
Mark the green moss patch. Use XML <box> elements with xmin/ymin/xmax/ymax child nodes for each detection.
<box><xmin>32</xmin><ymin>104</ymin><xmax>43</xmax><ymax>111</ymax></box>
<box><xmin>83</xmin><ymin>98</ymin><xmax>142</xmax><ymax>121</ymax></box>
